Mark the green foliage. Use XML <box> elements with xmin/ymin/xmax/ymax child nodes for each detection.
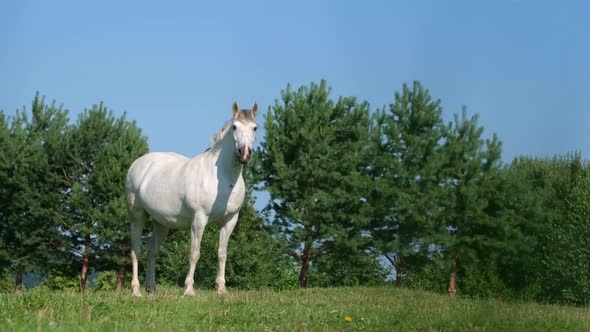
<box><xmin>456</xmin><ymin>253</ymin><xmax>513</xmax><ymax>300</ymax></box>
<box><xmin>437</xmin><ymin>108</ymin><xmax>507</xmax><ymax>295</ymax></box>
<box><xmin>0</xmin><ymin>273</ymin><xmax>15</xmax><ymax>293</ymax></box>
<box><xmin>58</xmin><ymin>103</ymin><xmax>148</xmax><ymax>287</ymax></box>
<box><xmin>222</xmin><ymin>192</ymin><xmax>291</xmax><ymax>289</ymax></box>
<box><xmin>473</xmin><ymin>161</ymin><xmax>545</xmax><ymax>301</ymax></box>
<box><xmin>271</xmin><ymin>266</ymin><xmax>300</xmax><ymax>290</ymax></box>
<box><xmin>0</xmin><ymin>93</ymin><xmax>70</xmax><ymax>289</ymax></box>
<box><xmin>439</xmin><ymin>108</ymin><xmax>502</xmax><ymax>245</ymax></box>
<box><xmin>365</xmin><ymin>81</ymin><xmax>446</xmax><ymax>284</ymax></box>
<box><xmin>0</xmin><ymin>114</ymin><xmax>11</xmax><ymax>291</ymax></box>
<box><xmin>311</xmin><ymin>250</ymin><xmax>389</xmax><ymax>287</ymax></box>
<box><xmin>42</xmin><ymin>274</ymin><xmax>80</xmax><ymax>291</ymax></box>
<box><xmin>1</xmin><ymin>94</ymin><xmax>147</xmax><ymax>292</ymax></box>
<box><xmin>2</xmin><ymin>85</ymin><xmax>590</xmax><ymax>306</ymax></box>
<box><xmin>547</xmin><ymin>173</ymin><xmax>590</xmax><ymax>305</ymax></box>
<box><xmin>257</xmin><ymin>80</ymin><xmax>374</xmax><ymax>287</ymax></box>
<box><xmin>513</xmin><ymin>154</ymin><xmax>590</xmax><ymax>305</ymax></box>
<box><xmin>156</xmin><ymin>232</ymin><xmax>188</xmax><ymax>287</ymax></box>
<box><xmin>404</xmin><ymin>258</ymin><xmax>449</xmax><ymax>294</ymax></box>
<box><xmin>94</xmin><ymin>271</ymin><xmax>117</xmax><ymax>291</ymax></box>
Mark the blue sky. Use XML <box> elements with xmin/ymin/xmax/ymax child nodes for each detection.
<box><xmin>1</xmin><ymin>1</ymin><xmax>589</xmax><ymax>162</ymax></box>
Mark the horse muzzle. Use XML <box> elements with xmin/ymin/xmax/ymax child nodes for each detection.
<box><xmin>237</xmin><ymin>146</ymin><xmax>251</xmax><ymax>164</ymax></box>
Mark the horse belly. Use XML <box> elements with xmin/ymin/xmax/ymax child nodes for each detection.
<box><xmin>137</xmin><ymin>175</ymin><xmax>191</xmax><ymax>229</ymax></box>
<box><xmin>142</xmin><ymin>202</ymin><xmax>192</xmax><ymax>229</ymax></box>
<box><xmin>139</xmin><ymin>193</ymin><xmax>179</xmax><ymax>222</ymax></box>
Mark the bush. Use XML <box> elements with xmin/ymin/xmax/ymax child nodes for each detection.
<box><xmin>43</xmin><ymin>274</ymin><xmax>79</xmax><ymax>291</ymax></box>
<box><xmin>0</xmin><ymin>274</ymin><xmax>14</xmax><ymax>293</ymax></box>
<box><xmin>405</xmin><ymin>260</ymin><xmax>448</xmax><ymax>294</ymax></box>
<box><xmin>311</xmin><ymin>250</ymin><xmax>389</xmax><ymax>288</ymax></box>
<box><xmin>94</xmin><ymin>271</ymin><xmax>117</xmax><ymax>291</ymax></box>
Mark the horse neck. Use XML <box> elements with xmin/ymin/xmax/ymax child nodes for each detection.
<box><xmin>210</xmin><ymin>129</ymin><xmax>243</xmax><ymax>179</ymax></box>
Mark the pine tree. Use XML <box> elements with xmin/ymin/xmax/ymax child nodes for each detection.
<box><xmin>364</xmin><ymin>81</ymin><xmax>445</xmax><ymax>286</ymax></box>
<box><xmin>0</xmin><ymin>94</ymin><xmax>69</xmax><ymax>293</ymax></box>
<box><xmin>257</xmin><ymin>81</ymin><xmax>371</xmax><ymax>288</ymax></box>
<box><xmin>438</xmin><ymin>108</ymin><xmax>503</xmax><ymax>297</ymax></box>
<box><xmin>59</xmin><ymin>103</ymin><xmax>148</xmax><ymax>291</ymax></box>
<box><xmin>445</xmin><ymin>162</ymin><xmax>542</xmax><ymax>299</ymax></box>
<box><xmin>0</xmin><ymin>112</ymin><xmax>12</xmax><ymax>286</ymax></box>
<box><xmin>91</xmin><ymin>115</ymin><xmax>148</xmax><ymax>291</ymax></box>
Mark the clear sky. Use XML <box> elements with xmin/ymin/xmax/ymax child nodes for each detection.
<box><xmin>1</xmin><ymin>1</ymin><xmax>589</xmax><ymax>162</ymax></box>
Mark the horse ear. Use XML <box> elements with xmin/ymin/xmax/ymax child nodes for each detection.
<box><xmin>232</xmin><ymin>101</ymin><xmax>239</xmax><ymax>117</ymax></box>
<box><xmin>252</xmin><ymin>102</ymin><xmax>258</xmax><ymax>117</ymax></box>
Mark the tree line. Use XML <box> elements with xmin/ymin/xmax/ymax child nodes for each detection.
<box><xmin>1</xmin><ymin>82</ymin><xmax>589</xmax><ymax>306</ymax></box>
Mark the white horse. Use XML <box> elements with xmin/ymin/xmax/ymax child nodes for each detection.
<box><xmin>125</xmin><ymin>102</ymin><xmax>258</xmax><ymax>297</ymax></box>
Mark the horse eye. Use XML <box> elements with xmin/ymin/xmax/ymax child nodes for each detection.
<box><xmin>253</xmin><ymin>126</ymin><xmax>257</xmax><ymax>131</ymax></box>
<box><xmin>232</xmin><ymin>125</ymin><xmax>237</xmax><ymax>130</ymax></box>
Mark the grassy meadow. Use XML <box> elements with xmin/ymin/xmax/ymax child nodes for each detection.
<box><xmin>1</xmin><ymin>286</ymin><xmax>589</xmax><ymax>331</ymax></box>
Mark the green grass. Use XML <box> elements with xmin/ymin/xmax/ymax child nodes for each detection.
<box><xmin>1</xmin><ymin>286</ymin><xmax>589</xmax><ymax>331</ymax></box>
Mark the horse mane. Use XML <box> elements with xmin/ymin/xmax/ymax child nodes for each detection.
<box><xmin>210</xmin><ymin>109</ymin><xmax>256</xmax><ymax>150</ymax></box>
<box><xmin>210</xmin><ymin>121</ymin><xmax>233</xmax><ymax>149</ymax></box>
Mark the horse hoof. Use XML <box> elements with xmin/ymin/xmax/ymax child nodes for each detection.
<box><xmin>132</xmin><ymin>292</ymin><xmax>143</xmax><ymax>298</ymax></box>
<box><xmin>183</xmin><ymin>289</ymin><xmax>196</xmax><ymax>297</ymax></box>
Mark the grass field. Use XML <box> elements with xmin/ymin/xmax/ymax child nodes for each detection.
<box><xmin>1</xmin><ymin>286</ymin><xmax>589</xmax><ymax>331</ymax></box>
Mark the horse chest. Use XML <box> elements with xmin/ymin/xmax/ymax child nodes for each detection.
<box><xmin>184</xmin><ymin>173</ymin><xmax>245</xmax><ymax>223</ymax></box>
<box><xmin>209</xmin><ymin>181</ymin><xmax>245</xmax><ymax>218</ymax></box>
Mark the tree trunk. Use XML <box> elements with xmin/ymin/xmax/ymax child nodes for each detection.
<box><xmin>80</xmin><ymin>234</ymin><xmax>91</xmax><ymax>292</ymax></box>
<box><xmin>395</xmin><ymin>265</ymin><xmax>403</xmax><ymax>287</ymax></box>
<box><xmin>115</xmin><ymin>264</ymin><xmax>125</xmax><ymax>292</ymax></box>
<box><xmin>394</xmin><ymin>255</ymin><xmax>403</xmax><ymax>287</ymax></box>
<box><xmin>448</xmin><ymin>248</ymin><xmax>458</xmax><ymax>297</ymax></box>
<box><xmin>299</xmin><ymin>236</ymin><xmax>311</xmax><ymax>288</ymax></box>
<box><xmin>298</xmin><ymin>220</ymin><xmax>313</xmax><ymax>289</ymax></box>
<box><xmin>384</xmin><ymin>253</ymin><xmax>403</xmax><ymax>287</ymax></box>
<box><xmin>298</xmin><ymin>245</ymin><xmax>311</xmax><ymax>288</ymax></box>
<box><xmin>15</xmin><ymin>263</ymin><xmax>24</xmax><ymax>295</ymax></box>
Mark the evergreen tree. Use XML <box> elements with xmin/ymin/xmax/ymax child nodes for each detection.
<box><xmin>364</xmin><ymin>81</ymin><xmax>445</xmax><ymax>286</ymax></box>
<box><xmin>0</xmin><ymin>94</ymin><xmax>69</xmax><ymax>293</ymax></box>
<box><xmin>467</xmin><ymin>158</ymin><xmax>541</xmax><ymax>299</ymax></box>
<box><xmin>257</xmin><ymin>80</ymin><xmax>371</xmax><ymax>288</ymax></box>
<box><xmin>0</xmin><ymin>112</ymin><xmax>12</xmax><ymax>287</ymax></box>
<box><xmin>91</xmin><ymin>115</ymin><xmax>148</xmax><ymax>291</ymax></box>
<box><xmin>512</xmin><ymin>153</ymin><xmax>590</xmax><ymax>305</ymax></box>
<box><xmin>59</xmin><ymin>103</ymin><xmax>147</xmax><ymax>291</ymax></box>
<box><xmin>405</xmin><ymin>167</ymin><xmax>540</xmax><ymax>299</ymax></box>
<box><xmin>438</xmin><ymin>108</ymin><xmax>503</xmax><ymax>297</ymax></box>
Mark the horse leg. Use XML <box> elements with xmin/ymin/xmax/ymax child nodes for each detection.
<box><xmin>184</xmin><ymin>214</ymin><xmax>206</xmax><ymax>296</ymax></box>
<box><xmin>146</xmin><ymin>222</ymin><xmax>169</xmax><ymax>295</ymax></box>
<box><xmin>216</xmin><ymin>213</ymin><xmax>239</xmax><ymax>294</ymax></box>
<box><xmin>129</xmin><ymin>208</ymin><xmax>147</xmax><ymax>297</ymax></box>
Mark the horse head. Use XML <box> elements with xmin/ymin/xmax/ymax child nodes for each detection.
<box><xmin>230</xmin><ymin>101</ymin><xmax>258</xmax><ymax>164</ymax></box>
